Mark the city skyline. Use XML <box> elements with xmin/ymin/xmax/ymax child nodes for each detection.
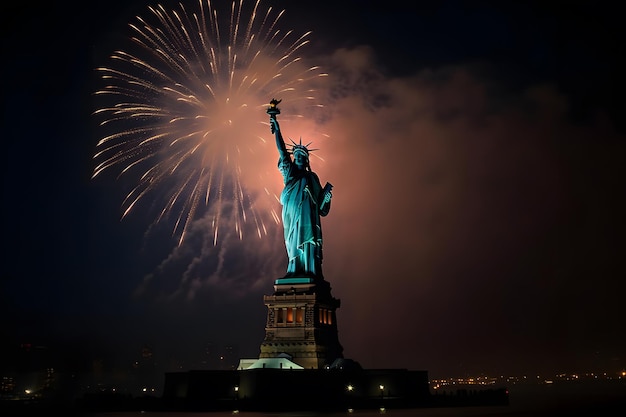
<box><xmin>2</xmin><ymin>0</ymin><xmax>625</xmax><ymax>388</ymax></box>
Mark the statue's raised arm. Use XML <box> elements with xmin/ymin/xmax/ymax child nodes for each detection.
<box><xmin>269</xmin><ymin>117</ymin><xmax>288</xmax><ymax>158</ymax></box>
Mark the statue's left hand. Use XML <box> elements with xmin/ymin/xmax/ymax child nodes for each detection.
<box><xmin>322</xmin><ymin>190</ymin><xmax>332</xmax><ymax>204</ymax></box>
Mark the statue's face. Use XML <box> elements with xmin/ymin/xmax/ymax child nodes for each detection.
<box><xmin>293</xmin><ymin>151</ymin><xmax>308</xmax><ymax>169</ymax></box>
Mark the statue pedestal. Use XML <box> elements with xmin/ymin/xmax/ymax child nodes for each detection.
<box><xmin>259</xmin><ymin>277</ymin><xmax>343</xmax><ymax>369</ymax></box>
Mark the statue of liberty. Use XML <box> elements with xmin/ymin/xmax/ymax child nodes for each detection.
<box><xmin>267</xmin><ymin>99</ymin><xmax>333</xmax><ymax>279</ymax></box>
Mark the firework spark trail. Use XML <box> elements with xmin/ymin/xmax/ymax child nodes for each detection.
<box><xmin>93</xmin><ymin>0</ymin><xmax>327</xmax><ymax>246</ymax></box>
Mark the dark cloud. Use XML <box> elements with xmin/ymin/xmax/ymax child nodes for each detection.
<box><xmin>314</xmin><ymin>49</ymin><xmax>625</xmax><ymax>375</ymax></box>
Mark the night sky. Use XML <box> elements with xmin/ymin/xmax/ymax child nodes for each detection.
<box><xmin>2</xmin><ymin>0</ymin><xmax>625</xmax><ymax>383</ymax></box>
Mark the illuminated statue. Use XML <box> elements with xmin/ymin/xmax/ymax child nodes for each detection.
<box><xmin>267</xmin><ymin>99</ymin><xmax>333</xmax><ymax>279</ymax></box>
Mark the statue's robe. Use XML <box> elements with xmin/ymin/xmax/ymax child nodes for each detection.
<box><xmin>278</xmin><ymin>154</ymin><xmax>330</xmax><ymax>278</ymax></box>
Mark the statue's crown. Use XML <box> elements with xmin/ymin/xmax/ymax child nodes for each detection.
<box><xmin>290</xmin><ymin>138</ymin><xmax>316</xmax><ymax>158</ymax></box>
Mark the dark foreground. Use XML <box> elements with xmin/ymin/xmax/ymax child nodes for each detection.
<box><xmin>2</xmin><ymin>387</ymin><xmax>508</xmax><ymax>416</ymax></box>
<box><xmin>2</xmin><ymin>380</ymin><xmax>625</xmax><ymax>417</ymax></box>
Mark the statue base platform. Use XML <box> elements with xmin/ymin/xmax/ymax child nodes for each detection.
<box><xmin>272</xmin><ymin>276</ymin><xmax>329</xmax><ymax>294</ymax></box>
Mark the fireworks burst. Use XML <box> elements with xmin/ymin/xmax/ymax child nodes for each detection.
<box><xmin>93</xmin><ymin>0</ymin><xmax>327</xmax><ymax>246</ymax></box>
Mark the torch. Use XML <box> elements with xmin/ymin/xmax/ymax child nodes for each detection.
<box><xmin>266</xmin><ymin>98</ymin><xmax>281</xmax><ymax>133</ymax></box>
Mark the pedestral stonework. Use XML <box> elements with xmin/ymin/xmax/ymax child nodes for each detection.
<box><xmin>260</xmin><ymin>277</ymin><xmax>343</xmax><ymax>369</ymax></box>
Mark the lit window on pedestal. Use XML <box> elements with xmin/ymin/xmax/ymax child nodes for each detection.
<box><xmin>296</xmin><ymin>307</ymin><xmax>303</xmax><ymax>323</ymax></box>
<box><xmin>286</xmin><ymin>308</ymin><xmax>294</xmax><ymax>323</ymax></box>
<box><xmin>319</xmin><ymin>308</ymin><xmax>331</xmax><ymax>324</ymax></box>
